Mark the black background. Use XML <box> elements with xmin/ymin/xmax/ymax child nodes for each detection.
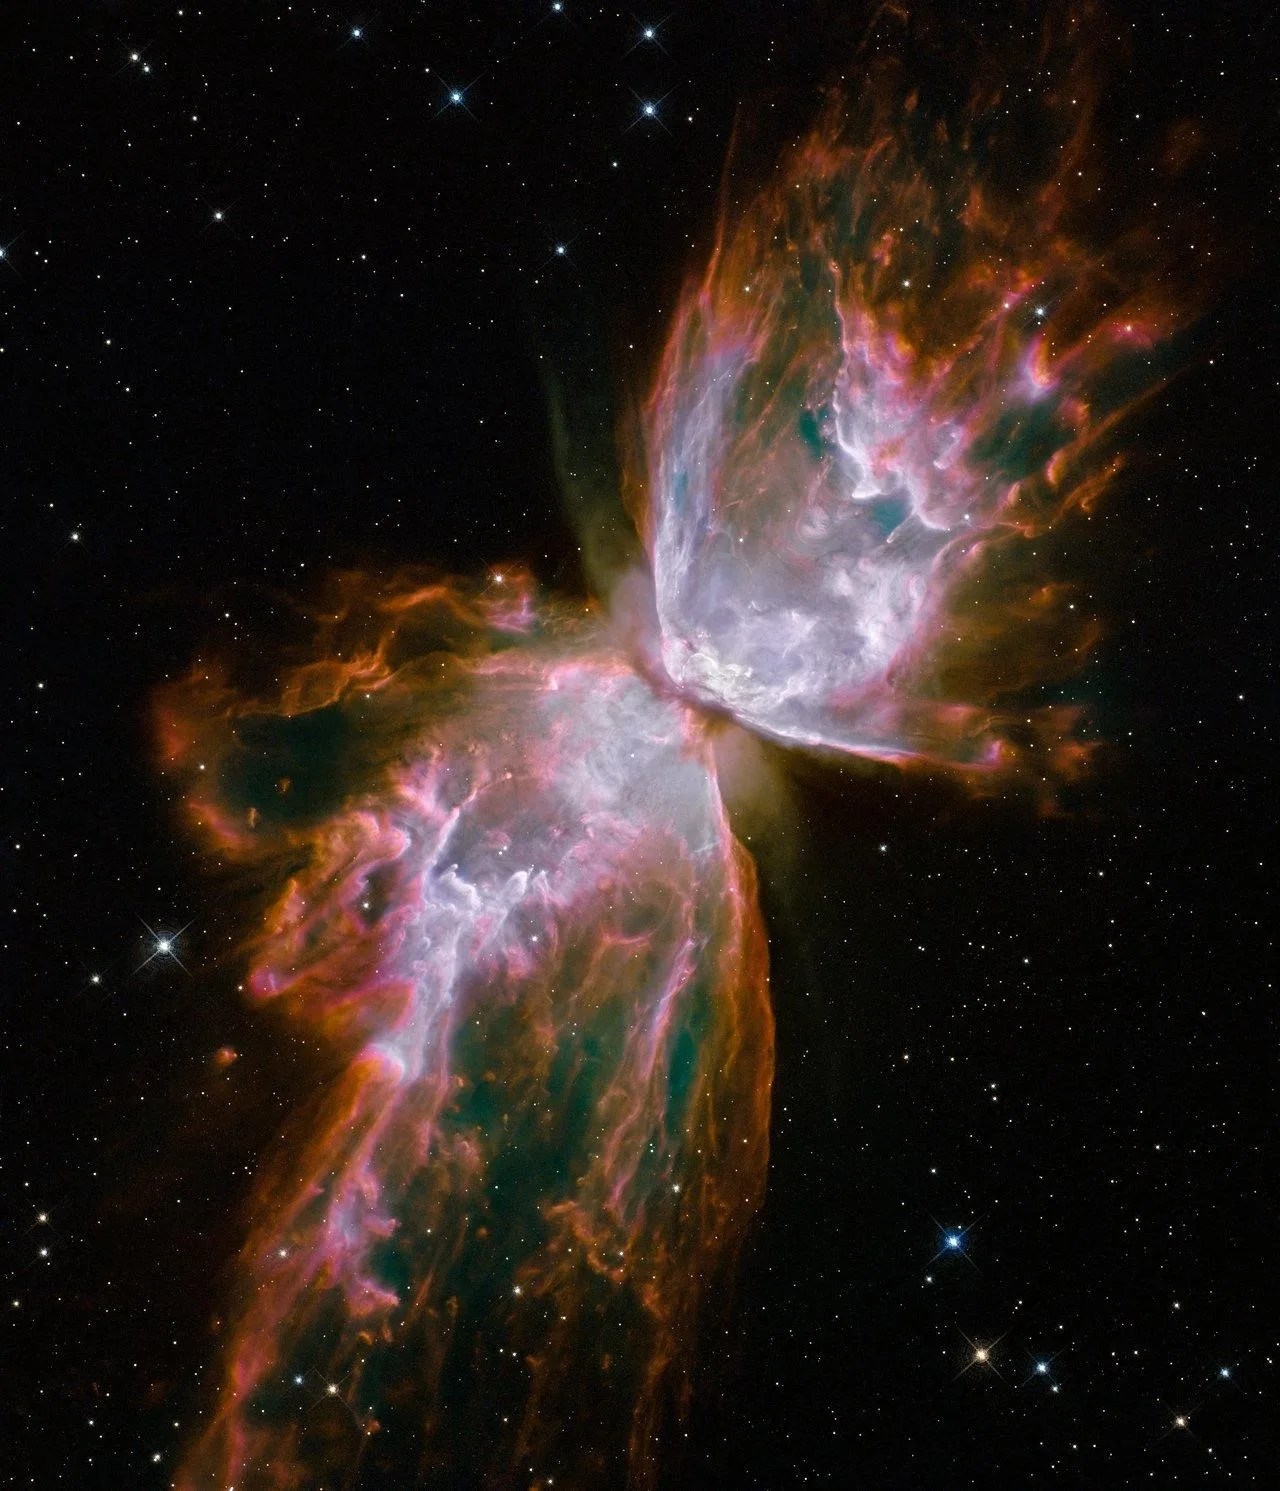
<box><xmin>3</xmin><ymin>3</ymin><xmax>1274</xmax><ymax>1486</ymax></box>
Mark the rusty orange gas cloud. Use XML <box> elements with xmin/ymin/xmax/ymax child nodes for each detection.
<box><xmin>160</xmin><ymin>18</ymin><xmax>1195</xmax><ymax>1489</ymax></box>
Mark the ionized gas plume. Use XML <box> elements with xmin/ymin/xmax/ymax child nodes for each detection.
<box><xmin>159</xmin><ymin>17</ymin><xmax>1196</xmax><ymax>1489</ymax></box>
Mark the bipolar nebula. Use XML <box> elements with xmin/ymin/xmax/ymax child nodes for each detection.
<box><xmin>159</xmin><ymin>20</ymin><xmax>1196</xmax><ymax>1490</ymax></box>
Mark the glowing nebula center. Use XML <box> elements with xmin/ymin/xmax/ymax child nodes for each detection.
<box><xmin>161</xmin><ymin>32</ymin><xmax>1189</xmax><ymax>1490</ymax></box>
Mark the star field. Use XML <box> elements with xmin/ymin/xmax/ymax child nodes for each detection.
<box><xmin>2</xmin><ymin>3</ymin><xmax>1276</xmax><ymax>1487</ymax></box>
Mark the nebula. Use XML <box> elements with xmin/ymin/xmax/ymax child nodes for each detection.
<box><xmin>160</xmin><ymin>20</ymin><xmax>1193</xmax><ymax>1490</ymax></box>
<box><xmin>641</xmin><ymin>72</ymin><xmax>1181</xmax><ymax>775</ymax></box>
<box><xmin>161</xmin><ymin>578</ymin><xmax>770</xmax><ymax>1488</ymax></box>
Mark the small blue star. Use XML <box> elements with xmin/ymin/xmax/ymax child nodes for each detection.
<box><xmin>929</xmin><ymin>1217</ymin><xmax>981</xmax><ymax>1267</ymax></box>
<box><xmin>435</xmin><ymin>80</ymin><xmax>480</xmax><ymax>119</ymax></box>
<box><xmin>628</xmin><ymin>87</ymin><xmax>675</xmax><ymax>131</ymax></box>
<box><xmin>627</xmin><ymin>17</ymin><xmax>668</xmax><ymax>54</ymax></box>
